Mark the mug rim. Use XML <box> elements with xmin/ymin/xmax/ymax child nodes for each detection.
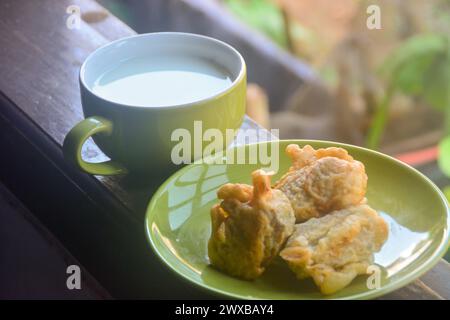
<box><xmin>79</xmin><ymin>32</ymin><xmax>246</xmax><ymax>109</ymax></box>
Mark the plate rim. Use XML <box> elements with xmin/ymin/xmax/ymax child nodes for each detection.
<box><xmin>145</xmin><ymin>139</ymin><xmax>450</xmax><ymax>300</ymax></box>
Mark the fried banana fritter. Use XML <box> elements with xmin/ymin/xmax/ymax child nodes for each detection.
<box><xmin>280</xmin><ymin>204</ymin><xmax>388</xmax><ymax>295</ymax></box>
<box><xmin>208</xmin><ymin>170</ymin><xmax>295</xmax><ymax>280</ymax></box>
<box><xmin>275</xmin><ymin>144</ymin><xmax>368</xmax><ymax>222</ymax></box>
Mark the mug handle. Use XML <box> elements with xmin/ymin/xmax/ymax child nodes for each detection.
<box><xmin>63</xmin><ymin>116</ymin><xmax>128</xmax><ymax>175</ymax></box>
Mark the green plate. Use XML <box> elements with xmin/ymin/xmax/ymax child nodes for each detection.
<box><xmin>145</xmin><ymin>140</ymin><xmax>450</xmax><ymax>299</ymax></box>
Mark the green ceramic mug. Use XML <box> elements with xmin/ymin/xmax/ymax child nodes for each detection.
<box><xmin>63</xmin><ymin>33</ymin><xmax>246</xmax><ymax>176</ymax></box>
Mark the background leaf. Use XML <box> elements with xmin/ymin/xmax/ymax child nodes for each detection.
<box><xmin>380</xmin><ymin>34</ymin><xmax>446</xmax><ymax>96</ymax></box>
<box><xmin>438</xmin><ymin>135</ymin><xmax>450</xmax><ymax>177</ymax></box>
<box><xmin>423</xmin><ymin>51</ymin><xmax>450</xmax><ymax>111</ymax></box>
<box><xmin>224</xmin><ymin>0</ymin><xmax>287</xmax><ymax>47</ymax></box>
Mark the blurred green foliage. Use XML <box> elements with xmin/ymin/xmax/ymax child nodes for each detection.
<box><xmin>368</xmin><ymin>32</ymin><xmax>450</xmax><ymax>209</ymax></box>
<box><xmin>443</xmin><ymin>186</ymin><xmax>450</xmax><ymax>203</ymax></box>
<box><xmin>439</xmin><ymin>136</ymin><xmax>450</xmax><ymax>178</ymax></box>
<box><xmin>367</xmin><ymin>34</ymin><xmax>449</xmax><ymax>150</ymax></box>
<box><xmin>225</xmin><ymin>1</ymin><xmax>450</xmax><ymax>195</ymax></box>
<box><xmin>381</xmin><ymin>35</ymin><xmax>448</xmax><ymax>109</ymax></box>
<box><xmin>224</xmin><ymin>0</ymin><xmax>288</xmax><ymax>47</ymax></box>
<box><xmin>223</xmin><ymin>0</ymin><xmax>319</xmax><ymax>64</ymax></box>
<box><xmin>225</xmin><ymin>0</ymin><xmax>450</xmax><ymax>260</ymax></box>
